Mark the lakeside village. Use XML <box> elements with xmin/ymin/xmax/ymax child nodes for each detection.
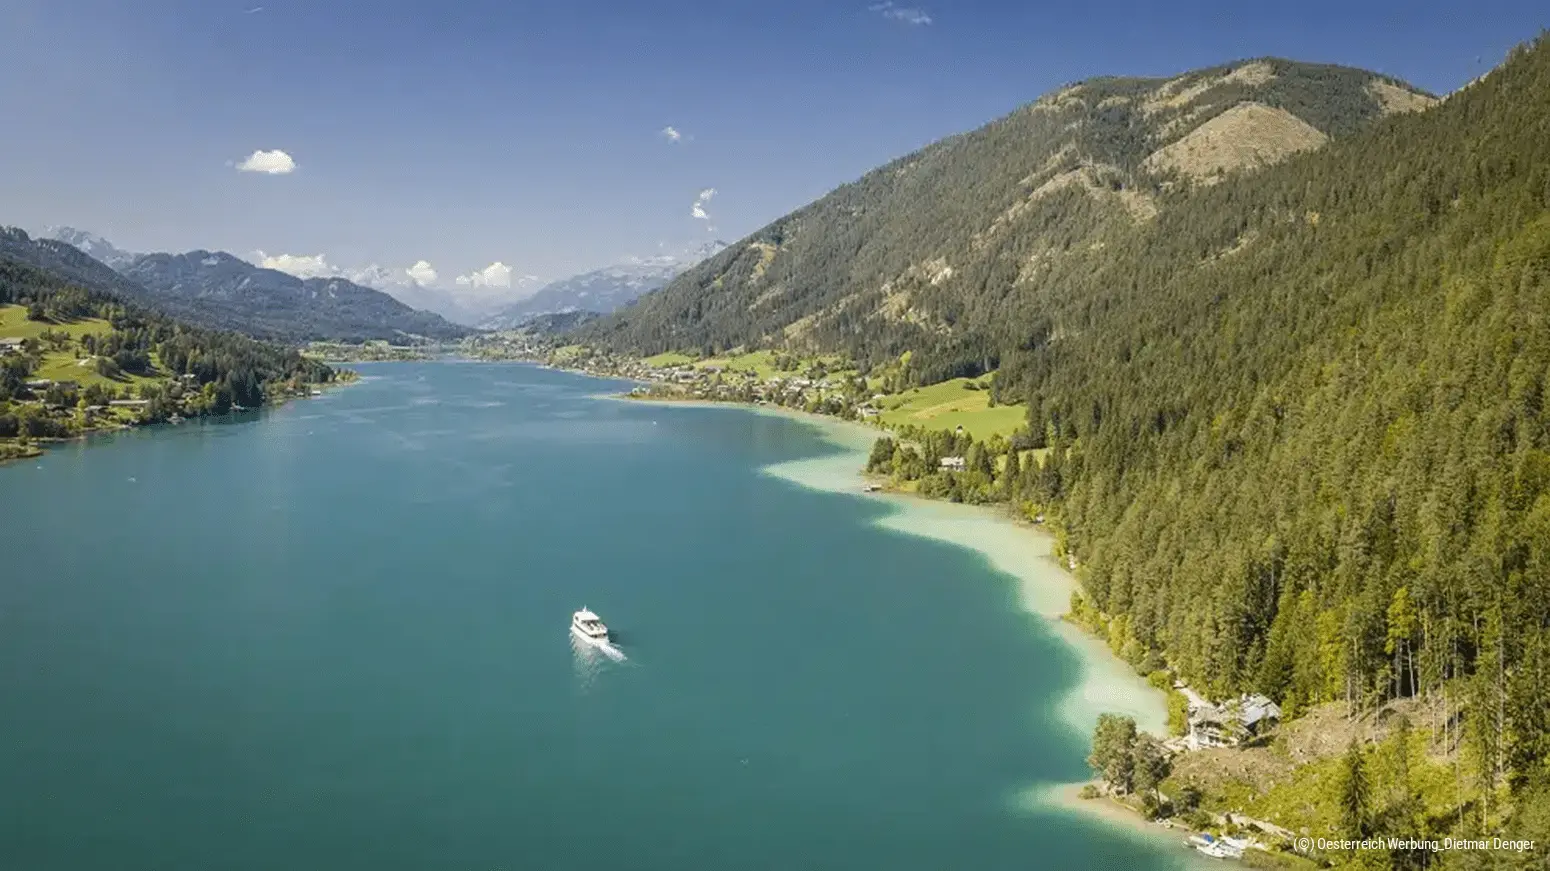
<box><xmin>623</xmin><ymin>358</ymin><xmax>877</xmax><ymax>418</ymax></box>
<box><xmin>464</xmin><ymin>337</ymin><xmax>888</xmax><ymax>420</ymax></box>
<box><xmin>0</xmin><ymin>333</ymin><xmax>347</xmax><ymax>463</ymax></box>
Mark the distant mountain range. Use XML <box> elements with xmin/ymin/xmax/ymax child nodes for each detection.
<box><xmin>20</xmin><ymin>226</ymin><xmax>726</xmax><ymax>339</ymax></box>
<box><xmin>21</xmin><ymin>227</ymin><xmax>471</xmax><ymax>343</ymax></box>
<box><xmin>511</xmin><ymin>310</ymin><xmax>603</xmax><ymax>335</ymax></box>
<box><xmin>367</xmin><ymin>271</ymin><xmax>544</xmax><ymax>326</ymax></box>
<box><xmin>479</xmin><ymin>240</ymin><xmax>727</xmax><ymax>330</ymax></box>
<box><xmin>2</xmin><ymin>227</ymin><xmax>188</xmax><ymax>312</ymax></box>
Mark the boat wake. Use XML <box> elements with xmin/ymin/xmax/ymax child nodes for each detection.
<box><xmin>570</xmin><ymin>633</ymin><xmax>627</xmax><ymax>691</ymax></box>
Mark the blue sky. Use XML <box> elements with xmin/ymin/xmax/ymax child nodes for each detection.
<box><xmin>0</xmin><ymin>0</ymin><xmax>1544</xmax><ymax>296</ymax></box>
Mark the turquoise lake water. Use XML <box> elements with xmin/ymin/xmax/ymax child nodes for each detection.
<box><xmin>0</xmin><ymin>361</ymin><xmax>1200</xmax><ymax>870</ymax></box>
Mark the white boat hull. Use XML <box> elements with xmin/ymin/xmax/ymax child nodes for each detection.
<box><xmin>571</xmin><ymin>624</ymin><xmax>610</xmax><ymax>645</ymax></box>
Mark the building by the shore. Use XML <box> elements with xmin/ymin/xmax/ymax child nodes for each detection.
<box><xmin>1178</xmin><ymin>686</ymin><xmax>1282</xmax><ymax>749</ymax></box>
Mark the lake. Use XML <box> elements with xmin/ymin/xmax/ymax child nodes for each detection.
<box><xmin>0</xmin><ymin>361</ymin><xmax>1201</xmax><ymax>871</ymax></box>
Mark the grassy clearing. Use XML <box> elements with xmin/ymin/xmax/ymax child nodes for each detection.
<box><xmin>810</xmin><ymin>355</ymin><xmax>856</xmax><ymax>380</ymax></box>
<box><xmin>643</xmin><ymin>351</ymin><xmax>696</xmax><ymax>367</ymax></box>
<box><xmin>551</xmin><ymin>344</ymin><xmax>591</xmax><ymax>364</ymax></box>
<box><xmin>691</xmin><ymin>350</ymin><xmax>859</xmax><ymax>383</ymax></box>
<box><xmin>0</xmin><ymin>305</ymin><xmax>113</xmax><ymax>342</ymax></box>
<box><xmin>694</xmin><ymin>349</ymin><xmax>775</xmax><ymax>378</ymax></box>
<box><xmin>1</xmin><ymin>305</ymin><xmax>163</xmax><ymax>389</ymax></box>
<box><xmin>876</xmin><ymin>377</ymin><xmax>1026</xmax><ymax>438</ymax></box>
<box><xmin>34</xmin><ymin>350</ymin><xmax>163</xmax><ymax>389</ymax></box>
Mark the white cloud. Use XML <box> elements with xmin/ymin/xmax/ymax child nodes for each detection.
<box><xmin>869</xmin><ymin>2</ymin><xmax>932</xmax><ymax>25</ymax></box>
<box><xmin>406</xmin><ymin>260</ymin><xmax>438</xmax><ymax>287</ymax></box>
<box><xmin>343</xmin><ymin>264</ymin><xmax>400</xmax><ymax>287</ymax></box>
<box><xmin>252</xmin><ymin>252</ymin><xmax>406</xmax><ymax>288</ymax></box>
<box><xmin>455</xmin><ymin>261</ymin><xmax>516</xmax><ymax>289</ymax></box>
<box><xmin>247</xmin><ymin>251</ymin><xmax>540</xmax><ymax>296</ymax></box>
<box><xmin>660</xmin><ymin>125</ymin><xmax>683</xmax><ymax>143</ymax></box>
<box><xmin>258</xmin><ymin>251</ymin><xmax>335</xmax><ymax>278</ymax></box>
<box><xmin>691</xmin><ymin>187</ymin><xmax>717</xmax><ymax>221</ymax></box>
<box><xmin>235</xmin><ymin>149</ymin><xmax>297</xmax><ymax>174</ymax></box>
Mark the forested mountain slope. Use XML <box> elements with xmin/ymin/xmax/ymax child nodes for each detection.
<box><xmin>591</xmin><ymin>38</ymin><xmax>1550</xmax><ymax>802</ymax></box>
<box><xmin>578</xmin><ymin>58</ymin><xmax>1435</xmax><ymax>377</ymax></box>
<box><xmin>0</xmin><ymin>228</ymin><xmax>173</xmax><ymax>312</ymax></box>
<box><xmin>994</xmin><ymin>36</ymin><xmax>1550</xmax><ymax>796</ymax></box>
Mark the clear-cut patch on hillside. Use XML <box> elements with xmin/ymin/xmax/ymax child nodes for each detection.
<box><xmin>872</xmin><ymin>288</ymin><xmax>951</xmax><ymax>335</ymax></box>
<box><xmin>871</xmin><ymin>261</ymin><xmax>958</xmax><ymax>334</ymax></box>
<box><xmin>1028</xmin><ymin>84</ymin><xmax>1088</xmax><ymax>114</ymax></box>
<box><xmin>1141</xmin><ymin>61</ymin><xmax>1277</xmax><ymax>116</ymax></box>
<box><xmin>782</xmin><ymin>309</ymin><xmax>821</xmax><ymax>343</ymax></box>
<box><xmin>1016</xmin><ymin>249</ymin><xmax>1064</xmax><ymax>285</ymax></box>
<box><xmin>977</xmin><ymin>162</ymin><xmax>1157</xmax><ymax>252</ymax></box>
<box><xmin>750</xmin><ymin>283</ymin><xmax>786</xmax><ymax>311</ymax></box>
<box><xmin>747</xmin><ymin>241</ymin><xmax>779</xmax><ymax>282</ymax></box>
<box><xmin>1017</xmin><ymin>145</ymin><xmax>1079</xmax><ymax>188</ymax></box>
<box><xmin>1366</xmin><ymin>79</ymin><xmax>1438</xmax><ymax>115</ymax></box>
<box><xmin>1141</xmin><ymin>102</ymin><xmax>1328</xmax><ymax>182</ymax></box>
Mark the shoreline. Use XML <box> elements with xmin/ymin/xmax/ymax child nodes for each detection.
<box><xmin>622</xmin><ymin>393</ymin><xmax>1168</xmax><ymax>719</ymax></box>
<box><xmin>620</xmin><ymin>392</ymin><xmax>1196</xmax><ymax>855</ymax></box>
<box><xmin>0</xmin><ymin>376</ymin><xmax>356</xmax><ymax>466</ymax></box>
<box><xmin>0</xmin><ymin>422</ymin><xmax>134</xmax><ymax>466</ymax></box>
<box><xmin>1029</xmin><ymin>782</ymin><xmax>1213</xmax><ymax>865</ymax></box>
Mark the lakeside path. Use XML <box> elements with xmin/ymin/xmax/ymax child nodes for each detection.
<box><xmin>618</xmin><ymin>395</ymin><xmax>1211</xmax><ymax>863</ymax></box>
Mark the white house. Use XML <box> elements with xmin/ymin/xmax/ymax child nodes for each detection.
<box><xmin>940</xmin><ymin>456</ymin><xmax>966</xmax><ymax>472</ymax></box>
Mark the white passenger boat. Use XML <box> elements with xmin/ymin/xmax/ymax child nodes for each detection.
<box><xmin>571</xmin><ymin>608</ymin><xmax>610</xmax><ymax>643</ymax></box>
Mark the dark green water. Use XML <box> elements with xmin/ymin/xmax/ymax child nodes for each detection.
<box><xmin>1</xmin><ymin>361</ymin><xmax>1196</xmax><ymax>870</ymax></box>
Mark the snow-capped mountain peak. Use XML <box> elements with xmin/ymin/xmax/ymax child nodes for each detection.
<box><xmin>41</xmin><ymin>226</ymin><xmax>139</xmax><ymax>269</ymax></box>
<box><xmin>481</xmin><ymin>239</ymin><xmax>728</xmax><ymax>330</ymax></box>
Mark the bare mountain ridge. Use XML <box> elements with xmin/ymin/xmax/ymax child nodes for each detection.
<box><xmin>578</xmin><ymin>57</ymin><xmax>1437</xmax><ymax>363</ymax></box>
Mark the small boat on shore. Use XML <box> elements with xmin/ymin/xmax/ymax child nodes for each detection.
<box><xmin>1187</xmin><ymin>834</ymin><xmax>1243</xmax><ymax>860</ymax></box>
<box><xmin>571</xmin><ymin>608</ymin><xmax>610</xmax><ymax>644</ymax></box>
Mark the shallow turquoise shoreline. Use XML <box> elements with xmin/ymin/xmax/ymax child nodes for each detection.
<box><xmin>626</xmin><ymin>395</ymin><xmax>1210</xmax><ymax>859</ymax></box>
<box><xmin>749</xmin><ymin>408</ymin><xmax>1170</xmax><ymax>736</ymax></box>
